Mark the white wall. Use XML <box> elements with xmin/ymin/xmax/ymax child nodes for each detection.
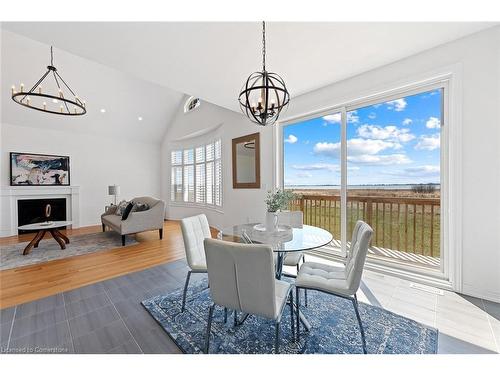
<box><xmin>283</xmin><ymin>26</ymin><xmax>500</xmax><ymax>301</ymax></box>
<box><xmin>1</xmin><ymin>122</ymin><xmax>161</xmax><ymax>232</ymax></box>
<box><xmin>160</xmin><ymin>96</ymin><xmax>274</xmax><ymax>230</ymax></box>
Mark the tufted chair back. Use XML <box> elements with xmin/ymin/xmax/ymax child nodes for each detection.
<box><xmin>180</xmin><ymin>214</ymin><xmax>211</xmax><ymax>271</ymax></box>
<box><xmin>204</xmin><ymin>238</ymin><xmax>277</xmax><ymax>320</ymax></box>
<box><xmin>276</xmin><ymin>211</ymin><xmax>303</xmax><ymax>228</ymax></box>
<box><xmin>345</xmin><ymin>221</ymin><xmax>373</xmax><ymax>295</ymax></box>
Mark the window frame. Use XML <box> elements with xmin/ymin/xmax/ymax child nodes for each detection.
<box><xmin>276</xmin><ymin>77</ymin><xmax>452</xmax><ymax>287</ymax></box>
<box><xmin>170</xmin><ymin>138</ymin><xmax>223</xmax><ymax>210</ymax></box>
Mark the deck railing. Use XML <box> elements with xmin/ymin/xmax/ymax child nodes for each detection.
<box><xmin>288</xmin><ymin>194</ymin><xmax>440</xmax><ymax>258</ymax></box>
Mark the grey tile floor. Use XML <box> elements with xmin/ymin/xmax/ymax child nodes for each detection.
<box><xmin>0</xmin><ymin>257</ymin><xmax>499</xmax><ymax>354</ymax></box>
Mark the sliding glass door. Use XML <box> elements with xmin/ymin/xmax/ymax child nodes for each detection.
<box><xmin>282</xmin><ymin>84</ymin><xmax>444</xmax><ymax>271</ymax></box>
<box><xmin>283</xmin><ymin>112</ymin><xmax>344</xmax><ymax>254</ymax></box>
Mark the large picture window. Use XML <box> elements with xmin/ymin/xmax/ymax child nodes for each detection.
<box><xmin>171</xmin><ymin>139</ymin><xmax>222</xmax><ymax>207</ymax></box>
<box><xmin>282</xmin><ymin>83</ymin><xmax>445</xmax><ymax>275</ymax></box>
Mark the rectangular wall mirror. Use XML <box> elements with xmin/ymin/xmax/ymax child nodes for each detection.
<box><xmin>232</xmin><ymin>132</ymin><xmax>260</xmax><ymax>189</ymax></box>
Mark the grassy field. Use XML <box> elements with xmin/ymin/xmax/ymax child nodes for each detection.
<box><xmin>288</xmin><ymin>189</ymin><xmax>441</xmax><ymax>258</ymax></box>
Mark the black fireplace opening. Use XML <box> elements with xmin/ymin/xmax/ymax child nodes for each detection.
<box><xmin>18</xmin><ymin>198</ymin><xmax>67</xmax><ymax>234</ymax></box>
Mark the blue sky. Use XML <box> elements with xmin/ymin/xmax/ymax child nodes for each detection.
<box><xmin>284</xmin><ymin>89</ymin><xmax>442</xmax><ymax>186</ymax></box>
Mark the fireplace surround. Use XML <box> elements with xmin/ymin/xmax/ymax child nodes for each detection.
<box><xmin>0</xmin><ymin>185</ymin><xmax>80</xmax><ymax>236</ymax></box>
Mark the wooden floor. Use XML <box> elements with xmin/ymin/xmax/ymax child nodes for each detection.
<box><xmin>0</xmin><ymin>220</ymin><xmax>210</xmax><ymax>309</ymax></box>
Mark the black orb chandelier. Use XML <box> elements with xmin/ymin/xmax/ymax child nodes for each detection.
<box><xmin>11</xmin><ymin>46</ymin><xmax>86</xmax><ymax>116</ymax></box>
<box><xmin>238</xmin><ymin>21</ymin><xmax>290</xmax><ymax>126</ymax></box>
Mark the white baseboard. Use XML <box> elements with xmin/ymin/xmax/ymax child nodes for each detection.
<box><xmin>462</xmin><ymin>283</ymin><xmax>500</xmax><ymax>303</ymax></box>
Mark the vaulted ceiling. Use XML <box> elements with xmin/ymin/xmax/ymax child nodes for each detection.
<box><xmin>1</xmin><ymin>29</ymin><xmax>185</xmax><ymax>143</ymax></box>
<box><xmin>1</xmin><ymin>22</ymin><xmax>496</xmax><ymax>142</ymax></box>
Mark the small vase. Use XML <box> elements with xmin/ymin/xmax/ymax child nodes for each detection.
<box><xmin>265</xmin><ymin>211</ymin><xmax>278</xmax><ymax>232</ymax></box>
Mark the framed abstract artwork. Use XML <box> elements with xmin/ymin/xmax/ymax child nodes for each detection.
<box><xmin>10</xmin><ymin>152</ymin><xmax>70</xmax><ymax>186</ymax></box>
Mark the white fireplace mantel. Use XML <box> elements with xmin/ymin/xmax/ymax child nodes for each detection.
<box><xmin>0</xmin><ymin>185</ymin><xmax>80</xmax><ymax>237</ymax></box>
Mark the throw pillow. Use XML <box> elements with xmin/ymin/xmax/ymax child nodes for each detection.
<box><xmin>121</xmin><ymin>202</ymin><xmax>134</xmax><ymax>220</ymax></box>
<box><xmin>115</xmin><ymin>200</ymin><xmax>129</xmax><ymax>216</ymax></box>
<box><xmin>132</xmin><ymin>201</ymin><xmax>150</xmax><ymax>212</ymax></box>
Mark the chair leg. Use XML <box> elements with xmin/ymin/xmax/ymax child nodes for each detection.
<box><xmin>352</xmin><ymin>295</ymin><xmax>367</xmax><ymax>354</ymax></box>
<box><xmin>296</xmin><ymin>287</ymin><xmax>301</xmax><ymax>339</ymax></box>
<box><xmin>304</xmin><ymin>289</ymin><xmax>308</xmax><ymax>307</ymax></box>
<box><xmin>121</xmin><ymin>235</ymin><xmax>125</xmax><ymax>246</ymax></box>
<box><xmin>205</xmin><ymin>303</ymin><xmax>215</xmax><ymax>354</ymax></box>
<box><xmin>102</xmin><ymin>223</ymin><xmax>105</xmax><ymax>232</ymax></box>
<box><xmin>181</xmin><ymin>270</ymin><xmax>192</xmax><ymax>312</ymax></box>
<box><xmin>224</xmin><ymin>307</ymin><xmax>228</xmax><ymax>323</ymax></box>
<box><xmin>275</xmin><ymin>322</ymin><xmax>280</xmax><ymax>354</ymax></box>
<box><xmin>159</xmin><ymin>228</ymin><xmax>163</xmax><ymax>239</ymax></box>
<box><xmin>296</xmin><ymin>264</ymin><xmax>300</xmax><ymax>274</ymax></box>
<box><xmin>289</xmin><ymin>290</ymin><xmax>295</xmax><ymax>340</ymax></box>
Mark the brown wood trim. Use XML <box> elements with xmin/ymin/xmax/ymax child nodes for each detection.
<box><xmin>232</xmin><ymin>132</ymin><xmax>261</xmax><ymax>189</ymax></box>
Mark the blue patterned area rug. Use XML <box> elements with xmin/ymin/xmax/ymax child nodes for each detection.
<box><xmin>142</xmin><ymin>279</ymin><xmax>437</xmax><ymax>354</ymax></box>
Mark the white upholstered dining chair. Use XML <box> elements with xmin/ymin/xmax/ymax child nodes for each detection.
<box><xmin>276</xmin><ymin>211</ymin><xmax>308</xmax><ymax>305</ymax></box>
<box><xmin>277</xmin><ymin>211</ymin><xmax>305</xmax><ymax>273</ymax></box>
<box><xmin>295</xmin><ymin>220</ymin><xmax>373</xmax><ymax>354</ymax></box>
<box><xmin>180</xmin><ymin>214</ymin><xmax>211</xmax><ymax>312</ymax></box>
<box><xmin>203</xmin><ymin>238</ymin><xmax>294</xmax><ymax>354</ymax></box>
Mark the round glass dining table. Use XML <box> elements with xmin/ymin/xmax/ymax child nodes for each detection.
<box><xmin>218</xmin><ymin>223</ymin><xmax>333</xmax><ymax>279</ymax></box>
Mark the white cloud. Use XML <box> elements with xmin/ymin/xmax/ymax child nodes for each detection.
<box><xmin>402</xmin><ymin>118</ymin><xmax>413</xmax><ymax>126</ymax></box>
<box><xmin>322</xmin><ymin>113</ymin><xmax>341</xmax><ymax>124</ymax></box>
<box><xmin>292</xmin><ymin>163</ymin><xmax>360</xmax><ymax>173</ymax></box>
<box><xmin>284</xmin><ymin>134</ymin><xmax>298</xmax><ymax>144</ymax></box>
<box><xmin>347</xmin><ymin>154</ymin><xmax>411</xmax><ymax>165</ymax></box>
<box><xmin>415</xmin><ymin>134</ymin><xmax>440</xmax><ymax>151</ymax></box>
<box><xmin>292</xmin><ymin>163</ymin><xmax>339</xmax><ymax>172</ymax></box>
<box><xmin>347</xmin><ymin>111</ymin><xmax>359</xmax><ymax>124</ymax></box>
<box><xmin>296</xmin><ymin>172</ymin><xmax>312</xmax><ymax>178</ymax></box>
<box><xmin>368</xmin><ymin>112</ymin><xmax>376</xmax><ymax>120</ymax></box>
<box><xmin>314</xmin><ymin>138</ymin><xmax>402</xmax><ymax>158</ymax></box>
<box><xmin>357</xmin><ymin>125</ymin><xmax>415</xmax><ymax>143</ymax></box>
<box><xmin>386</xmin><ymin>98</ymin><xmax>407</xmax><ymax>112</ymax></box>
<box><xmin>385</xmin><ymin>165</ymin><xmax>440</xmax><ymax>177</ymax></box>
<box><xmin>322</xmin><ymin>111</ymin><xmax>359</xmax><ymax>124</ymax></box>
<box><xmin>426</xmin><ymin>117</ymin><xmax>441</xmax><ymax>129</ymax></box>
<box><xmin>405</xmin><ymin>165</ymin><xmax>440</xmax><ymax>176</ymax></box>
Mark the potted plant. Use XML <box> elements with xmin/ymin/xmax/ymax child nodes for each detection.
<box><xmin>265</xmin><ymin>190</ymin><xmax>297</xmax><ymax>231</ymax></box>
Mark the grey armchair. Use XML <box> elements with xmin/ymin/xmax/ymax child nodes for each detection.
<box><xmin>101</xmin><ymin>196</ymin><xmax>166</xmax><ymax>246</ymax></box>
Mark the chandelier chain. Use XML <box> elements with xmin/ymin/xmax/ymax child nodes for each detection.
<box><xmin>262</xmin><ymin>21</ymin><xmax>266</xmax><ymax>71</ymax></box>
<box><xmin>50</xmin><ymin>46</ymin><xmax>54</xmax><ymax>66</ymax></box>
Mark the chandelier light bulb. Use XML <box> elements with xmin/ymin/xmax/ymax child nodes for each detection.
<box><xmin>26</xmin><ymin>97</ymin><xmax>31</xmax><ymax>106</ymax></box>
<box><xmin>60</xmin><ymin>105</ymin><xmax>64</xmax><ymax>113</ymax></box>
<box><xmin>20</xmin><ymin>83</ymin><xmax>24</xmax><ymax>92</ymax></box>
<box><xmin>43</xmin><ymin>102</ymin><xmax>47</xmax><ymax>110</ymax></box>
<box><xmin>38</xmin><ymin>86</ymin><xmax>42</xmax><ymax>94</ymax></box>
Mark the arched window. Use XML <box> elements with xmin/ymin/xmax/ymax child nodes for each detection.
<box><xmin>184</xmin><ymin>96</ymin><xmax>201</xmax><ymax>113</ymax></box>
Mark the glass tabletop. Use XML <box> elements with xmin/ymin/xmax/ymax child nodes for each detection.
<box><xmin>218</xmin><ymin>223</ymin><xmax>333</xmax><ymax>253</ymax></box>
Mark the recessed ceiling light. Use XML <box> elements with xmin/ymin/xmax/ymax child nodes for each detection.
<box><xmin>100</xmin><ymin>108</ymin><xmax>106</xmax><ymax>113</ymax></box>
<box><xmin>138</xmin><ymin>116</ymin><xmax>143</xmax><ymax>121</ymax></box>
